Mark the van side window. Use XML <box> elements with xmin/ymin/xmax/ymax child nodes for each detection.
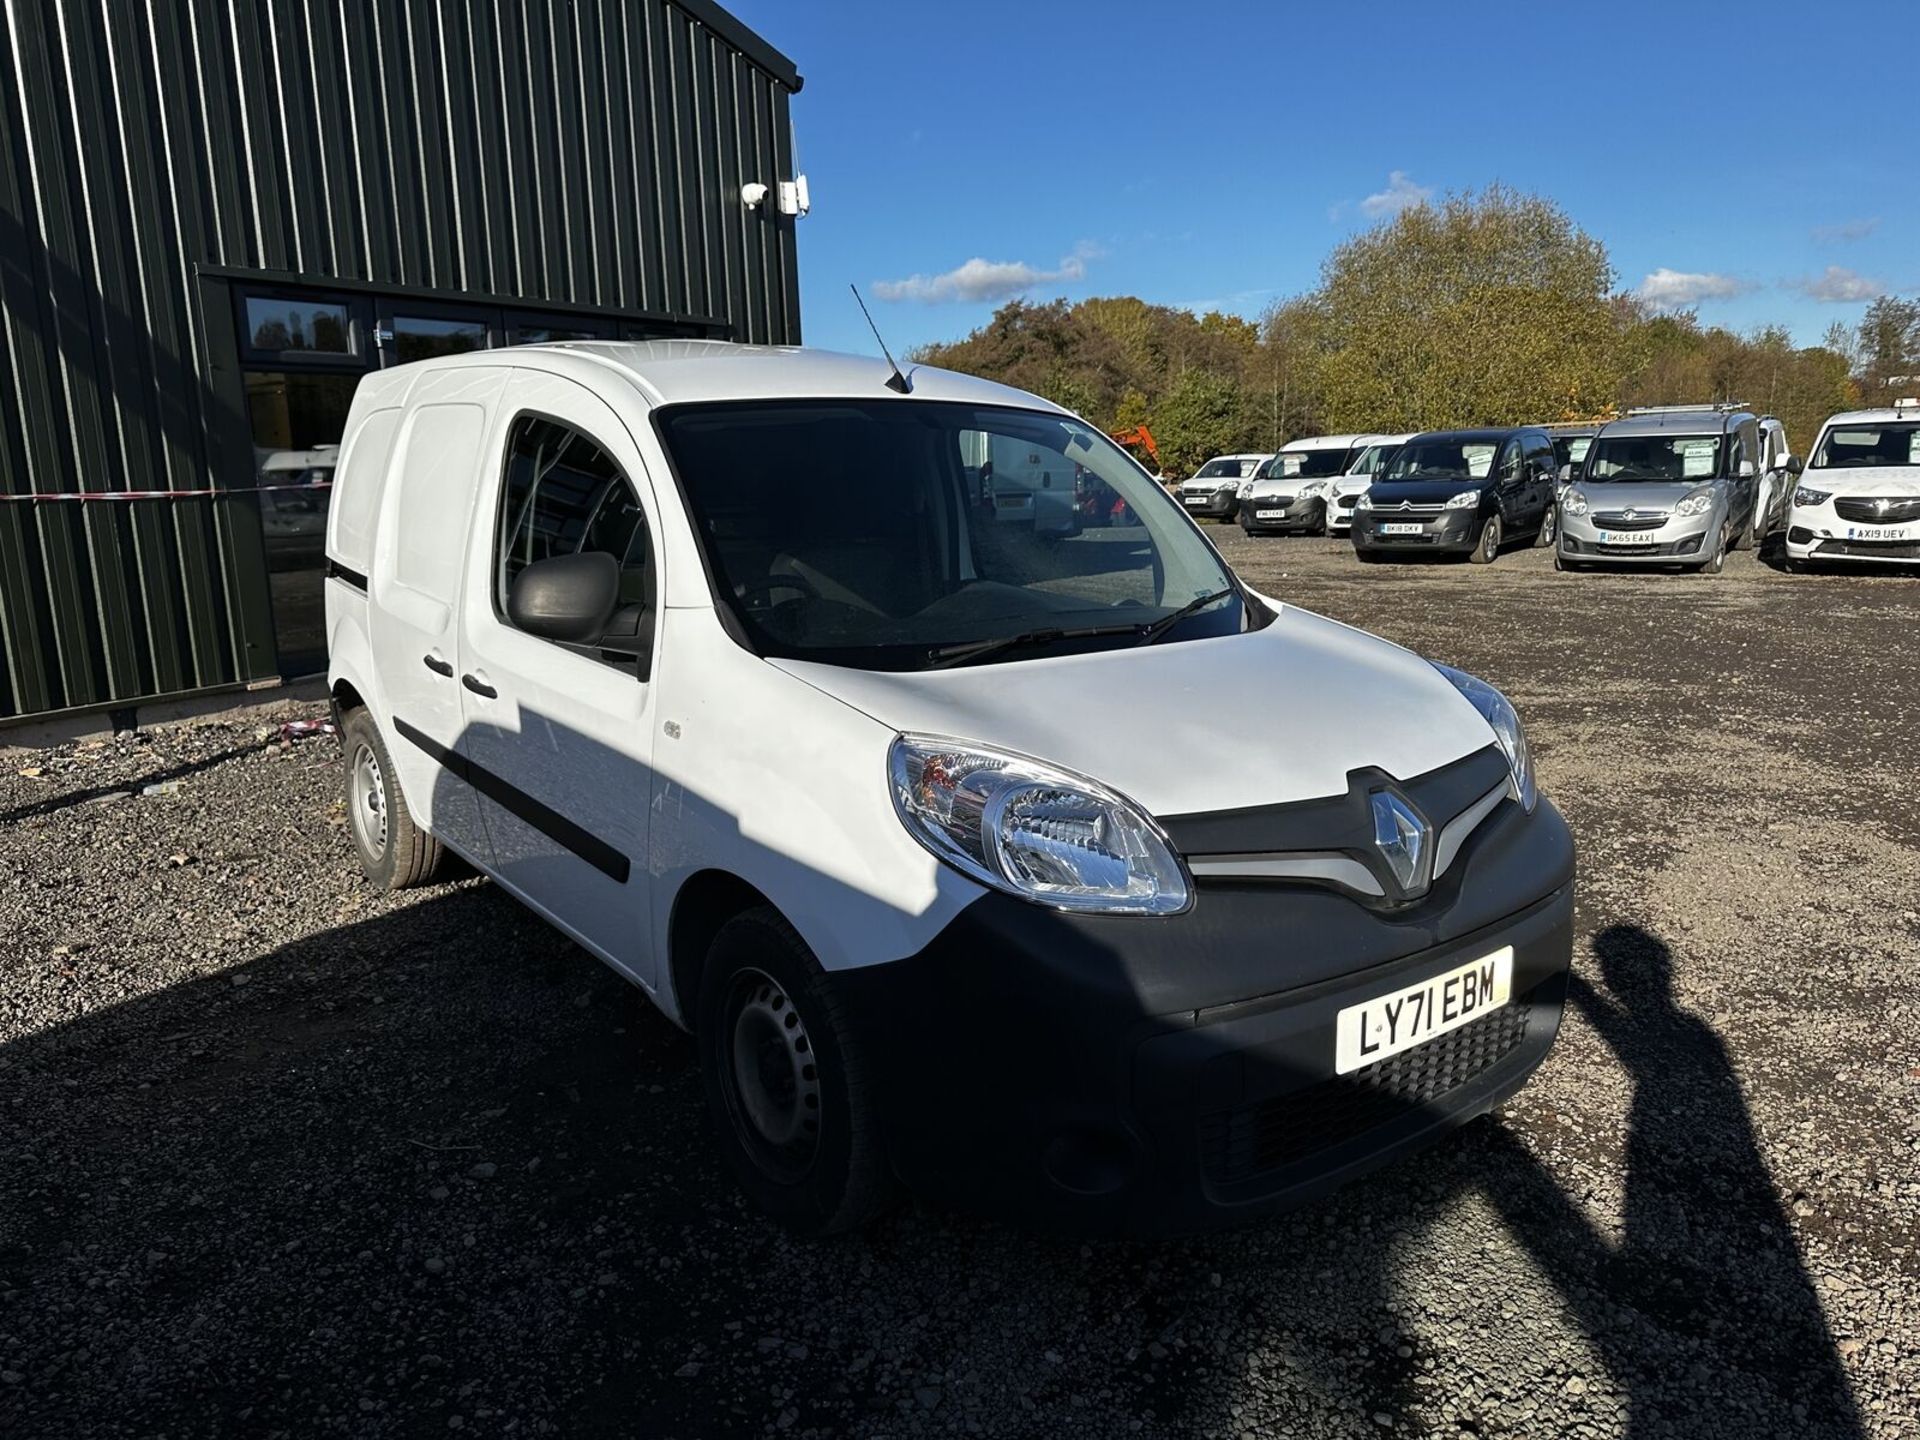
<box><xmin>494</xmin><ymin>415</ymin><xmax>655</xmax><ymax>663</ymax></box>
<box><xmin>1494</xmin><ymin>439</ymin><xmax>1523</xmax><ymax>483</ymax></box>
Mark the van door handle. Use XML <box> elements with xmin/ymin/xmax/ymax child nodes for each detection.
<box><xmin>461</xmin><ymin>673</ymin><xmax>497</xmax><ymax>699</ymax></box>
<box><xmin>422</xmin><ymin>654</ymin><xmax>453</xmax><ymax>677</ymax></box>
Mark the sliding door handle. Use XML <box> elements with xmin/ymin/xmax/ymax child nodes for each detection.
<box><xmin>422</xmin><ymin>654</ymin><xmax>453</xmax><ymax>677</ymax></box>
<box><xmin>461</xmin><ymin>673</ymin><xmax>497</xmax><ymax>699</ymax></box>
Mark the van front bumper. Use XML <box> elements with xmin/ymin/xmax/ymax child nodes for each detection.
<box><xmin>1559</xmin><ymin>510</ymin><xmax>1712</xmax><ymax>563</ymax></box>
<box><xmin>1181</xmin><ymin>487</ymin><xmax>1240</xmax><ymax>520</ymax></box>
<box><xmin>835</xmin><ymin>797</ymin><xmax>1575</xmax><ymax>1235</ymax></box>
<box><xmin>1350</xmin><ymin>509</ymin><xmax>1481</xmax><ymax>553</ymax></box>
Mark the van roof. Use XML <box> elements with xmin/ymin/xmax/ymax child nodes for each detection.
<box><xmin>1278</xmin><ymin>434</ymin><xmax>1365</xmax><ymax>451</ymax></box>
<box><xmin>387</xmin><ymin>340</ymin><xmax>1065</xmax><ymax>413</ymax></box>
<box><xmin>1597</xmin><ymin>409</ymin><xmax>1751</xmax><ymax>439</ymax></box>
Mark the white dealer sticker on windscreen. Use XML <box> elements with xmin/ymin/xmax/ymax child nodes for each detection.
<box><xmin>1334</xmin><ymin>947</ymin><xmax>1514</xmax><ymax>1074</ymax></box>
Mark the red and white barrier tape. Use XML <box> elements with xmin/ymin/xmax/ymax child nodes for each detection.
<box><xmin>0</xmin><ymin>482</ymin><xmax>333</xmax><ymax>502</ymax></box>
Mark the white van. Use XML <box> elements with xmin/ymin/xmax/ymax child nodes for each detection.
<box><xmin>325</xmin><ymin>342</ymin><xmax>1574</xmax><ymax>1235</ymax></box>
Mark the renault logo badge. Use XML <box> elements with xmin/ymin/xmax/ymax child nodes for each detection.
<box><xmin>1370</xmin><ymin>789</ymin><xmax>1433</xmax><ymax>898</ymax></box>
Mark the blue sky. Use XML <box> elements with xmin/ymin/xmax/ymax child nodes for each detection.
<box><xmin>727</xmin><ymin>0</ymin><xmax>1918</xmax><ymax>357</ymax></box>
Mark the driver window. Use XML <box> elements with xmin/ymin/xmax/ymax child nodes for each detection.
<box><xmin>1494</xmin><ymin>440</ymin><xmax>1523</xmax><ymax>484</ymax></box>
<box><xmin>494</xmin><ymin>414</ymin><xmax>655</xmax><ymax>664</ymax></box>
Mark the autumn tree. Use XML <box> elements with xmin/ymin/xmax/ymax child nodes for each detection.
<box><xmin>1310</xmin><ymin>186</ymin><xmax>1622</xmax><ymax>430</ymax></box>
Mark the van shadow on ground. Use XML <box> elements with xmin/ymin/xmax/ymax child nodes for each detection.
<box><xmin>0</xmin><ymin>886</ymin><xmax>1862</xmax><ymax>1437</ymax></box>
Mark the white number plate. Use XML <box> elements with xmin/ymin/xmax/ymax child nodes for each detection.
<box><xmin>1256</xmin><ymin>508</ymin><xmax>1288</xmax><ymax>520</ymax></box>
<box><xmin>1184</xmin><ymin>495</ymin><xmax>1210</xmax><ymax>506</ymax></box>
<box><xmin>1598</xmin><ymin>531</ymin><xmax>1658</xmax><ymax>546</ymax></box>
<box><xmin>1846</xmin><ymin>525</ymin><xmax>1917</xmax><ymax>541</ymax></box>
<box><xmin>1379</xmin><ymin>521</ymin><xmax>1425</xmax><ymax>535</ymax></box>
<box><xmin>1335</xmin><ymin>947</ymin><xmax>1513</xmax><ymax>1075</ymax></box>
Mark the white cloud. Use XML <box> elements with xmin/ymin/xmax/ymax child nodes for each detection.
<box><xmin>1358</xmin><ymin>170</ymin><xmax>1432</xmax><ymax>219</ymax></box>
<box><xmin>1633</xmin><ymin>268</ymin><xmax>1754</xmax><ymax>311</ymax></box>
<box><xmin>874</xmin><ymin>242</ymin><xmax>1100</xmax><ymax>304</ymax></box>
<box><xmin>1811</xmin><ymin>218</ymin><xmax>1879</xmax><ymax>244</ymax></box>
<box><xmin>1790</xmin><ymin>265</ymin><xmax>1887</xmax><ymax>303</ymax></box>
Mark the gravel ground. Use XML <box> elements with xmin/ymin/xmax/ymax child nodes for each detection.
<box><xmin>1</xmin><ymin>533</ymin><xmax>1915</xmax><ymax>1439</ymax></box>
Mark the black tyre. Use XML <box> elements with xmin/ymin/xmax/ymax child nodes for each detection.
<box><xmin>1356</xmin><ymin>548</ymin><xmax>1384</xmax><ymax>563</ymax></box>
<box><xmin>697</xmin><ymin>907</ymin><xmax>894</xmax><ymax>1236</ymax></box>
<box><xmin>1699</xmin><ymin>523</ymin><xmax>1728</xmax><ymax>575</ymax></box>
<box><xmin>341</xmin><ymin>707</ymin><xmax>450</xmax><ymax>890</ymax></box>
<box><xmin>1469</xmin><ymin>513</ymin><xmax>1502</xmax><ymax>565</ymax></box>
<box><xmin>1534</xmin><ymin>505</ymin><xmax>1558</xmax><ymax>548</ymax></box>
<box><xmin>1311</xmin><ymin>501</ymin><xmax>1329</xmax><ymax>537</ymax></box>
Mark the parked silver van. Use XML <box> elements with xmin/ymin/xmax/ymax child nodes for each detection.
<box><xmin>1557</xmin><ymin>405</ymin><xmax>1767</xmax><ymax>574</ymax></box>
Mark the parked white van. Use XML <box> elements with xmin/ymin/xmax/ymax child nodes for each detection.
<box><xmin>1784</xmin><ymin>401</ymin><xmax>1917</xmax><ymax>569</ymax></box>
<box><xmin>325</xmin><ymin>342</ymin><xmax>1574</xmax><ymax>1235</ymax></box>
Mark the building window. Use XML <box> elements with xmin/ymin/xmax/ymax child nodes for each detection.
<box><xmin>392</xmin><ymin>313</ymin><xmax>490</xmax><ymax>363</ymax></box>
<box><xmin>237</xmin><ymin>288</ymin><xmax>368</xmax><ymax>366</ymax></box>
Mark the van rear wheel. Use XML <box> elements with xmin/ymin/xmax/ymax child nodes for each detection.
<box><xmin>340</xmin><ymin>708</ymin><xmax>450</xmax><ymax>890</ymax></box>
<box><xmin>697</xmin><ymin>907</ymin><xmax>894</xmax><ymax>1236</ymax></box>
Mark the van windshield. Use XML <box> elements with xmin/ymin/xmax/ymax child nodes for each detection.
<box><xmin>655</xmin><ymin>400</ymin><xmax>1250</xmax><ymax>671</ymax></box>
<box><xmin>1586</xmin><ymin>434</ymin><xmax>1721</xmax><ymax>482</ymax></box>
<box><xmin>1809</xmin><ymin>422</ymin><xmax>1920</xmax><ymax>468</ymax></box>
<box><xmin>1259</xmin><ymin>447</ymin><xmax>1350</xmax><ymax>480</ymax></box>
<box><xmin>1193</xmin><ymin>457</ymin><xmax>1254</xmax><ymax>479</ymax></box>
<box><xmin>1382</xmin><ymin>440</ymin><xmax>1497</xmax><ymax>481</ymax></box>
<box><xmin>1344</xmin><ymin>443</ymin><xmax>1399</xmax><ymax>476</ymax></box>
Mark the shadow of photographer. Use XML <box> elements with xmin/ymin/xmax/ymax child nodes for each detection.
<box><xmin>1474</xmin><ymin>923</ymin><xmax>1862</xmax><ymax>1437</ymax></box>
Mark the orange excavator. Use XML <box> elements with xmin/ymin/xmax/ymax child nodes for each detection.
<box><xmin>1109</xmin><ymin>425</ymin><xmax>1165</xmax><ymax>477</ymax></box>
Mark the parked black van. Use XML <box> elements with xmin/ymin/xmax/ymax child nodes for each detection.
<box><xmin>1351</xmin><ymin>428</ymin><xmax>1559</xmax><ymax>564</ymax></box>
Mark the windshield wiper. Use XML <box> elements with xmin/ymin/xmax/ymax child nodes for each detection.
<box><xmin>924</xmin><ymin>588</ymin><xmax>1240</xmax><ymax>669</ymax></box>
<box><xmin>1137</xmin><ymin>586</ymin><xmax>1239</xmax><ymax>645</ymax></box>
<box><xmin>924</xmin><ymin>622</ymin><xmax>1147</xmax><ymax>670</ymax></box>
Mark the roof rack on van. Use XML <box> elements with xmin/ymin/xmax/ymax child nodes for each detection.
<box><xmin>1623</xmin><ymin>401</ymin><xmax>1748</xmax><ymax>416</ymax></box>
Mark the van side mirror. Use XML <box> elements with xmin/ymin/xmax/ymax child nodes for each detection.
<box><xmin>507</xmin><ymin>551</ymin><xmax>620</xmax><ymax>644</ymax></box>
<box><xmin>1784</xmin><ymin>455</ymin><xmax>1805</xmax><ymax>476</ymax></box>
<box><xmin>1736</xmin><ymin>459</ymin><xmax>1756</xmax><ymax>479</ymax></box>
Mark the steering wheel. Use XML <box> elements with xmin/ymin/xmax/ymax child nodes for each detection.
<box><xmin>736</xmin><ymin>574</ymin><xmax>820</xmax><ymax>611</ymax></box>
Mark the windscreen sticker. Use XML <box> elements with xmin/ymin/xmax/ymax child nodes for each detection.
<box><xmin>1681</xmin><ymin>440</ymin><xmax>1717</xmax><ymax>478</ymax></box>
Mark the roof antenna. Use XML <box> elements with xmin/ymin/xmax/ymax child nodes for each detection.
<box><xmin>850</xmin><ymin>284</ymin><xmax>912</xmax><ymax>393</ymax></box>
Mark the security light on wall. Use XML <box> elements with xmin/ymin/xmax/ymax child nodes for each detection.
<box><xmin>741</xmin><ymin>181</ymin><xmax>770</xmax><ymax>209</ymax></box>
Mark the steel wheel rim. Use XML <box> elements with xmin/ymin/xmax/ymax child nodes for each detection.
<box><xmin>723</xmin><ymin>967</ymin><xmax>821</xmax><ymax>1181</ymax></box>
<box><xmin>1483</xmin><ymin>517</ymin><xmax>1501</xmax><ymax>560</ymax></box>
<box><xmin>350</xmin><ymin>742</ymin><xmax>389</xmax><ymax>859</ymax></box>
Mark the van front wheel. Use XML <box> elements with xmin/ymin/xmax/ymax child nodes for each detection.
<box><xmin>698</xmin><ymin>908</ymin><xmax>894</xmax><ymax>1236</ymax></box>
<box><xmin>340</xmin><ymin>707</ymin><xmax>449</xmax><ymax>890</ymax></box>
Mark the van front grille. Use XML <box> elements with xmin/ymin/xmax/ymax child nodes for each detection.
<box><xmin>1834</xmin><ymin>497</ymin><xmax>1920</xmax><ymax>524</ymax></box>
<box><xmin>1199</xmin><ymin>1003</ymin><xmax>1530</xmax><ymax>1186</ymax></box>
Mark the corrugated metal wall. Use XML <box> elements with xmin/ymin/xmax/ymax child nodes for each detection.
<box><xmin>0</xmin><ymin>0</ymin><xmax>802</xmax><ymax>722</ymax></box>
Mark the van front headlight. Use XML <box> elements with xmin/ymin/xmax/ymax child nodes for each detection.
<box><xmin>889</xmin><ymin>736</ymin><xmax>1191</xmax><ymax>915</ymax></box>
<box><xmin>1431</xmin><ymin>664</ymin><xmax>1536</xmax><ymax>813</ymax></box>
<box><xmin>1793</xmin><ymin>485</ymin><xmax>1832</xmax><ymax>508</ymax></box>
<box><xmin>1674</xmin><ymin>487</ymin><xmax>1715</xmax><ymax>517</ymax></box>
<box><xmin>1444</xmin><ymin>489</ymin><xmax>1482</xmax><ymax>509</ymax></box>
<box><xmin>1561</xmin><ymin>489</ymin><xmax>1589</xmax><ymax>517</ymax></box>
